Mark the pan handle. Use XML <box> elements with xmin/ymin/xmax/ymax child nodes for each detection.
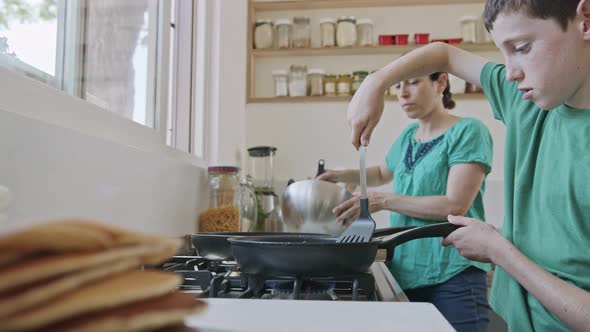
<box><xmin>376</xmin><ymin>223</ymin><xmax>461</xmax><ymax>261</ymax></box>
<box><xmin>371</xmin><ymin>226</ymin><xmax>416</xmax><ymax>237</ymax></box>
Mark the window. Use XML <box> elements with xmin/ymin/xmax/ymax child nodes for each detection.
<box><xmin>0</xmin><ymin>0</ymin><xmax>205</xmax><ymax>157</ymax></box>
<box><xmin>0</xmin><ymin>0</ymin><xmax>61</xmax><ymax>86</ymax></box>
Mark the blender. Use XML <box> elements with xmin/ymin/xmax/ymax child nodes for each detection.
<box><xmin>247</xmin><ymin>146</ymin><xmax>283</xmax><ymax>232</ymax></box>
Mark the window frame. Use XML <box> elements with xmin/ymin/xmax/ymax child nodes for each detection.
<box><xmin>0</xmin><ymin>0</ymin><xmax>207</xmax><ymax>166</ymax></box>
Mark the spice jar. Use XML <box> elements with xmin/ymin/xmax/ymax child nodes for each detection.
<box><xmin>323</xmin><ymin>74</ymin><xmax>337</xmax><ymax>96</ymax></box>
<box><xmin>337</xmin><ymin>16</ymin><xmax>357</xmax><ymax>47</ymax></box>
<box><xmin>289</xmin><ymin>64</ymin><xmax>308</xmax><ymax>97</ymax></box>
<box><xmin>254</xmin><ymin>19</ymin><xmax>274</xmax><ymax>49</ymax></box>
<box><xmin>337</xmin><ymin>74</ymin><xmax>352</xmax><ymax>96</ymax></box>
<box><xmin>320</xmin><ymin>18</ymin><xmax>336</xmax><ymax>48</ymax></box>
<box><xmin>308</xmin><ymin>69</ymin><xmax>325</xmax><ymax>96</ymax></box>
<box><xmin>275</xmin><ymin>19</ymin><xmax>292</xmax><ymax>49</ymax></box>
<box><xmin>352</xmin><ymin>70</ymin><xmax>368</xmax><ymax>94</ymax></box>
<box><xmin>272</xmin><ymin>70</ymin><xmax>289</xmax><ymax>97</ymax></box>
<box><xmin>199</xmin><ymin>166</ymin><xmax>241</xmax><ymax>232</ymax></box>
<box><xmin>356</xmin><ymin>19</ymin><xmax>374</xmax><ymax>47</ymax></box>
<box><xmin>465</xmin><ymin>82</ymin><xmax>483</xmax><ymax>94</ymax></box>
<box><xmin>292</xmin><ymin>16</ymin><xmax>311</xmax><ymax>48</ymax></box>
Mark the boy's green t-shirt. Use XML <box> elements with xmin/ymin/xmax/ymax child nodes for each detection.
<box><xmin>385</xmin><ymin>117</ymin><xmax>493</xmax><ymax>290</ymax></box>
<box><xmin>481</xmin><ymin>62</ymin><xmax>590</xmax><ymax>331</ymax></box>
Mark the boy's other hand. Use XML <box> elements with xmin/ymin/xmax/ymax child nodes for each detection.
<box><xmin>442</xmin><ymin>215</ymin><xmax>505</xmax><ymax>263</ymax></box>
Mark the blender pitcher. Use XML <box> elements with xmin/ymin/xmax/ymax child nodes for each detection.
<box><xmin>247</xmin><ymin>146</ymin><xmax>283</xmax><ymax>232</ymax></box>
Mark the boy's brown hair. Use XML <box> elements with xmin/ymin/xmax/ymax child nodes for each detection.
<box><xmin>484</xmin><ymin>0</ymin><xmax>580</xmax><ymax>31</ymax></box>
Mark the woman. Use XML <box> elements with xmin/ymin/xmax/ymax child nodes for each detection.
<box><xmin>318</xmin><ymin>72</ymin><xmax>493</xmax><ymax>332</ymax></box>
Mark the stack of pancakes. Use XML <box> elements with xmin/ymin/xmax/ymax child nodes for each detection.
<box><xmin>0</xmin><ymin>220</ymin><xmax>206</xmax><ymax>332</ymax></box>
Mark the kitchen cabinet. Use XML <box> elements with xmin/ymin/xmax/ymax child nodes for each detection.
<box><xmin>247</xmin><ymin>0</ymin><xmax>496</xmax><ymax>103</ymax></box>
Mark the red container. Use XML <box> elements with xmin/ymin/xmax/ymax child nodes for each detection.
<box><xmin>378</xmin><ymin>35</ymin><xmax>394</xmax><ymax>45</ymax></box>
<box><xmin>393</xmin><ymin>34</ymin><xmax>409</xmax><ymax>45</ymax></box>
<box><xmin>414</xmin><ymin>33</ymin><xmax>430</xmax><ymax>45</ymax></box>
<box><xmin>430</xmin><ymin>38</ymin><xmax>447</xmax><ymax>43</ymax></box>
<box><xmin>448</xmin><ymin>38</ymin><xmax>463</xmax><ymax>44</ymax></box>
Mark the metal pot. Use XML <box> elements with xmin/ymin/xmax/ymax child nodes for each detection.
<box><xmin>281</xmin><ymin>179</ymin><xmax>352</xmax><ymax>235</ymax></box>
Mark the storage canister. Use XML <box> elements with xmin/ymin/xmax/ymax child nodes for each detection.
<box><xmin>336</xmin><ymin>16</ymin><xmax>357</xmax><ymax>47</ymax></box>
<box><xmin>272</xmin><ymin>70</ymin><xmax>289</xmax><ymax>97</ymax></box>
<box><xmin>254</xmin><ymin>19</ymin><xmax>274</xmax><ymax>49</ymax></box>
<box><xmin>356</xmin><ymin>19</ymin><xmax>374</xmax><ymax>47</ymax></box>
<box><xmin>308</xmin><ymin>69</ymin><xmax>325</xmax><ymax>96</ymax></box>
<box><xmin>460</xmin><ymin>16</ymin><xmax>478</xmax><ymax>43</ymax></box>
<box><xmin>289</xmin><ymin>64</ymin><xmax>308</xmax><ymax>97</ymax></box>
<box><xmin>320</xmin><ymin>18</ymin><xmax>336</xmax><ymax>48</ymax></box>
<box><xmin>292</xmin><ymin>16</ymin><xmax>311</xmax><ymax>48</ymax></box>
<box><xmin>275</xmin><ymin>19</ymin><xmax>292</xmax><ymax>49</ymax></box>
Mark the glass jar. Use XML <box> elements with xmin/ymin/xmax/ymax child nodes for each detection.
<box><xmin>292</xmin><ymin>16</ymin><xmax>311</xmax><ymax>48</ymax></box>
<box><xmin>320</xmin><ymin>18</ymin><xmax>336</xmax><ymax>48</ymax></box>
<box><xmin>289</xmin><ymin>64</ymin><xmax>308</xmax><ymax>97</ymax></box>
<box><xmin>356</xmin><ymin>19</ymin><xmax>374</xmax><ymax>47</ymax></box>
<box><xmin>337</xmin><ymin>16</ymin><xmax>357</xmax><ymax>47</ymax></box>
<box><xmin>352</xmin><ymin>70</ymin><xmax>368</xmax><ymax>94</ymax></box>
<box><xmin>337</xmin><ymin>74</ymin><xmax>352</xmax><ymax>96</ymax></box>
<box><xmin>389</xmin><ymin>84</ymin><xmax>398</xmax><ymax>97</ymax></box>
<box><xmin>460</xmin><ymin>16</ymin><xmax>478</xmax><ymax>43</ymax></box>
<box><xmin>254</xmin><ymin>19</ymin><xmax>274</xmax><ymax>49</ymax></box>
<box><xmin>323</xmin><ymin>74</ymin><xmax>337</xmax><ymax>96</ymax></box>
<box><xmin>308</xmin><ymin>69</ymin><xmax>325</xmax><ymax>96</ymax></box>
<box><xmin>275</xmin><ymin>19</ymin><xmax>292</xmax><ymax>49</ymax></box>
<box><xmin>199</xmin><ymin>166</ymin><xmax>241</xmax><ymax>232</ymax></box>
<box><xmin>272</xmin><ymin>69</ymin><xmax>289</xmax><ymax>97</ymax></box>
<box><xmin>238</xmin><ymin>175</ymin><xmax>258</xmax><ymax>232</ymax></box>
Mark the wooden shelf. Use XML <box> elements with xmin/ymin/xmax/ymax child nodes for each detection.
<box><xmin>253</xmin><ymin>43</ymin><xmax>497</xmax><ymax>57</ymax></box>
<box><xmin>248</xmin><ymin>93</ymin><xmax>485</xmax><ymax>103</ymax></box>
<box><xmin>252</xmin><ymin>0</ymin><xmax>485</xmax><ymax>11</ymax></box>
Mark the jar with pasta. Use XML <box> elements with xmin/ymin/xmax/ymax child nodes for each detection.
<box><xmin>198</xmin><ymin>166</ymin><xmax>241</xmax><ymax>232</ymax></box>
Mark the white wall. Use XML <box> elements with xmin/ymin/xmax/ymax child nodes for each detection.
<box><xmin>0</xmin><ymin>68</ymin><xmax>207</xmax><ymax>236</ymax></box>
<box><xmin>206</xmin><ymin>0</ymin><xmax>249</xmax><ymax>166</ymax></box>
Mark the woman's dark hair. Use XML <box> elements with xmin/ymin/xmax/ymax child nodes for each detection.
<box><xmin>429</xmin><ymin>72</ymin><xmax>455</xmax><ymax>110</ymax></box>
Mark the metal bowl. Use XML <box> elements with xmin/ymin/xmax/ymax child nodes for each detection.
<box><xmin>281</xmin><ymin>179</ymin><xmax>353</xmax><ymax>235</ymax></box>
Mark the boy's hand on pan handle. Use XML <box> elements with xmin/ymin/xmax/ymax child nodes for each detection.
<box><xmin>442</xmin><ymin>215</ymin><xmax>505</xmax><ymax>263</ymax></box>
<box><xmin>333</xmin><ymin>192</ymin><xmax>386</xmax><ymax>226</ymax></box>
<box><xmin>347</xmin><ymin>73</ymin><xmax>386</xmax><ymax>150</ymax></box>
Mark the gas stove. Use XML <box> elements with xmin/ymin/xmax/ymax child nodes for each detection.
<box><xmin>155</xmin><ymin>254</ymin><xmax>408</xmax><ymax>302</ymax></box>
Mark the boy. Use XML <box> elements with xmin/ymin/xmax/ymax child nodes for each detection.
<box><xmin>346</xmin><ymin>0</ymin><xmax>590</xmax><ymax>330</ymax></box>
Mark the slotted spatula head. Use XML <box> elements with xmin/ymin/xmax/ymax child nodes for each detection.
<box><xmin>338</xmin><ymin>146</ymin><xmax>376</xmax><ymax>243</ymax></box>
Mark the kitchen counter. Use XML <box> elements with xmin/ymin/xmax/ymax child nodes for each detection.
<box><xmin>186</xmin><ymin>298</ymin><xmax>454</xmax><ymax>332</ymax></box>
